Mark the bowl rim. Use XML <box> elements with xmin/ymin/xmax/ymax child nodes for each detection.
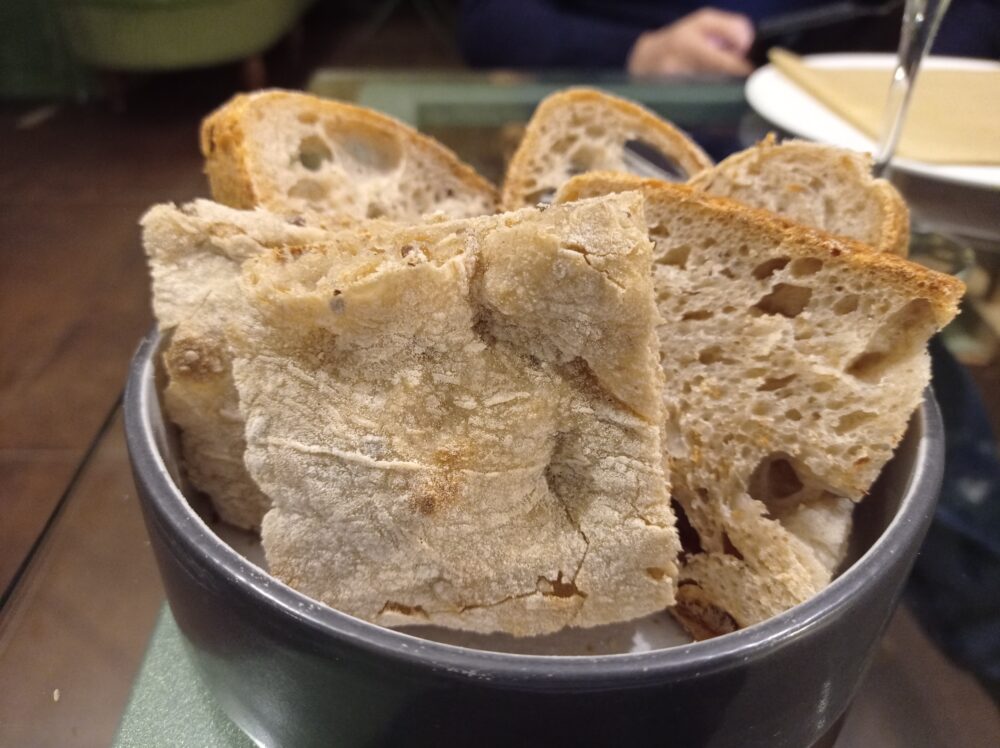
<box><xmin>125</xmin><ymin>328</ymin><xmax>944</xmax><ymax>685</ymax></box>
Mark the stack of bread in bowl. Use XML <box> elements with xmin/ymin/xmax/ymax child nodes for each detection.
<box><xmin>141</xmin><ymin>87</ymin><xmax>963</xmax><ymax>644</ymax></box>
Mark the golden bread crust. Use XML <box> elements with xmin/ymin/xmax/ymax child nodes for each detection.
<box><xmin>200</xmin><ymin>90</ymin><xmax>498</xmax><ymax>219</ymax></box>
<box><xmin>687</xmin><ymin>136</ymin><xmax>911</xmax><ymax>256</ymax></box>
<box><xmin>502</xmin><ymin>87</ymin><xmax>713</xmax><ymax>210</ymax></box>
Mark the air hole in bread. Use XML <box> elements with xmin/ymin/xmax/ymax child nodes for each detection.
<box><xmin>682</xmin><ymin>309</ymin><xmax>713</xmax><ymax>321</ymax></box>
<box><xmin>757</xmin><ymin>374</ymin><xmax>796</xmax><ymax>392</ymax></box>
<box><xmin>550</xmin><ymin>135</ymin><xmax>579</xmax><ymax>155</ymax></box>
<box><xmin>671</xmin><ymin>499</ymin><xmax>703</xmax><ymax>557</ymax></box>
<box><xmin>753</xmin><ymin>283</ymin><xmax>812</xmax><ymax>318</ymax></box>
<box><xmin>846</xmin><ymin>299</ymin><xmax>935</xmax><ymax>382</ymax></box>
<box><xmin>751</xmin><ymin>256</ymin><xmax>790</xmax><ymax>280</ymax></box>
<box><xmin>721</xmin><ymin>532</ymin><xmax>744</xmax><ymax>560</ymax></box>
<box><xmin>297</xmin><ymin>112</ymin><xmax>319</xmax><ymax>125</ymax></box>
<box><xmin>288</xmin><ymin>178</ymin><xmax>329</xmax><ymax>202</ymax></box>
<box><xmin>748</xmin><ymin>453</ymin><xmax>804</xmax><ymax>503</ymax></box>
<box><xmin>699</xmin><ymin>346</ymin><xmax>732</xmax><ymax>365</ymax></box>
<box><xmin>329</xmin><ymin>124</ymin><xmax>402</xmax><ymax>172</ymax></box>
<box><xmin>296</xmin><ymin>135</ymin><xmax>333</xmax><ymax>171</ymax></box>
<box><xmin>657</xmin><ymin>244</ymin><xmax>690</xmax><ymax>268</ymax></box>
<box><xmin>785</xmin><ymin>408</ymin><xmax>803</xmax><ymax>421</ymax></box>
<box><xmin>674</xmin><ymin>584</ymin><xmax>739</xmax><ymax>640</ymax></box>
<box><xmin>835</xmin><ymin>411</ymin><xmax>877</xmax><ymax>434</ymax></box>
<box><xmin>646</xmin><ymin>567</ymin><xmax>667</xmax><ymax>581</ymax></box>
<box><xmin>366</xmin><ymin>203</ymin><xmax>385</xmax><ymax>219</ymax></box>
<box><xmin>833</xmin><ymin>294</ymin><xmax>860</xmax><ymax>315</ymax></box>
<box><xmin>624</xmin><ymin>138</ymin><xmax>686</xmax><ymax>180</ymax></box>
<box><xmin>650</xmin><ymin>223</ymin><xmax>671</xmax><ymax>240</ymax></box>
<box><xmin>789</xmin><ymin>257</ymin><xmax>823</xmax><ymax>277</ymax></box>
<box><xmin>568</xmin><ymin>145</ymin><xmax>602</xmax><ymax>175</ymax></box>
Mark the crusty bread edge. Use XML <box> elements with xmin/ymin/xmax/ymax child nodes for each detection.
<box><xmin>872</xmin><ymin>179</ymin><xmax>910</xmax><ymax>256</ymax></box>
<box><xmin>557</xmin><ymin>172</ymin><xmax>963</xmax><ymax>323</ymax></box>
<box><xmin>200</xmin><ymin>93</ymin><xmax>259</xmax><ymax>209</ymax></box>
<box><xmin>502</xmin><ymin>87</ymin><xmax>714</xmax><ymax>211</ymax></box>
<box><xmin>200</xmin><ymin>89</ymin><xmax>499</xmax><ymax>212</ymax></box>
<box><xmin>687</xmin><ymin>136</ymin><xmax>911</xmax><ymax>256</ymax></box>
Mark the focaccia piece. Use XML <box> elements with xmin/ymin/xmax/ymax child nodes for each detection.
<box><xmin>141</xmin><ymin>200</ymin><xmax>329</xmax><ymax>530</ymax></box>
<box><xmin>229</xmin><ymin>193</ymin><xmax>680</xmax><ymax>636</ymax></box>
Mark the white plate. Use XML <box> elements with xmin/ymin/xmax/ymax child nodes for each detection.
<box><xmin>745</xmin><ymin>53</ymin><xmax>1000</xmax><ymax>189</ymax></box>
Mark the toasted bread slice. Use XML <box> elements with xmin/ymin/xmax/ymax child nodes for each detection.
<box><xmin>688</xmin><ymin>135</ymin><xmax>910</xmax><ymax>256</ymax></box>
<box><xmin>200</xmin><ymin>90</ymin><xmax>498</xmax><ymax>223</ymax></box>
<box><xmin>557</xmin><ymin>174</ymin><xmax>963</xmax><ymax>637</ymax></box>
<box><xmin>227</xmin><ymin>193</ymin><xmax>679</xmax><ymax>636</ymax></box>
<box><xmin>141</xmin><ymin>201</ymin><xmax>334</xmax><ymax>530</ymax></box>
<box><xmin>501</xmin><ymin>88</ymin><xmax>712</xmax><ymax>210</ymax></box>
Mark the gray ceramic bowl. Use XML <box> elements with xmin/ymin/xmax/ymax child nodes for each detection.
<box><xmin>124</xmin><ymin>330</ymin><xmax>945</xmax><ymax>748</ymax></box>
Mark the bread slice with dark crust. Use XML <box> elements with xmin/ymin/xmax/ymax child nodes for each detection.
<box><xmin>556</xmin><ymin>173</ymin><xmax>963</xmax><ymax>637</ymax></box>
<box><xmin>688</xmin><ymin>135</ymin><xmax>910</xmax><ymax>256</ymax></box>
<box><xmin>501</xmin><ymin>88</ymin><xmax>712</xmax><ymax>210</ymax></box>
<box><xmin>200</xmin><ymin>90</ymin><xmax>498</xmax><ymax>224</ymax></box>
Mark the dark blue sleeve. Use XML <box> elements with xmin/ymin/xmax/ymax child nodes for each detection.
<box><xmin>932</xmin><ymin>0</ymin><xmax>1000</xmax><ymax>58</ymax></box>
<box><xmin>458</xmin><ymin>0</ymin><xmax>646</xmax><ymax>69</ymax></box>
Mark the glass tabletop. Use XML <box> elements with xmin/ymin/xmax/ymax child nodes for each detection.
<box><xmin>1</xmin><ymin>70</ymin><xmax>998</xmax><ymax>747</ymax></box>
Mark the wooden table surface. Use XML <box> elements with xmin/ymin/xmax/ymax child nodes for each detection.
<box><xmin>1</xmin><ymin>74</ymin><xmax>998</xmax><ymax>746</ymax></box>
<box><xmin>0</xmin><ymin>99</ymin><xmax>206</xmax><ymax>598</ymax></box>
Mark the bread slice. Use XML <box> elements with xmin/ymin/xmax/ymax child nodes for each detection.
<box><xmin>200</xmin><ymin>90</ymin><xmax>498</xmax><ymax>223</ymax></box>
<box><xmin>141</xmin><ymin>200</ymin><xmax>330</xmax><ymax>530</ymax></box>
<box><xmin>556</xmin><ymin>174</ymin><xmax>963</xmax><ymax>637</ymax></box>
<box><xmin>688</xmin><ymin>135</ymin><xmax>910</xmax><ymax>256</ymax></box>
<box><xmin>501</xmin><ymin>88</ymin><xmax>712</xmax><ymax>211</ymax></box>
<box><xmin>227</xmin><ymin>193</ymin><xmax>680</xmax><ymax>636</ymax></box>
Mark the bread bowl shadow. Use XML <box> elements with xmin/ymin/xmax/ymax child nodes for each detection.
<box><xmin>124</xmin><ymin>329</ymin><xmax>945</xmax><ymax>748</ymax></box>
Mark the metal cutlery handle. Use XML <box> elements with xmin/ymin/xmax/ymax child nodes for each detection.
<box><xmin>872</xmin><ymin>0</ymin><xmax>953</xmax><ymax>177</ymax></box>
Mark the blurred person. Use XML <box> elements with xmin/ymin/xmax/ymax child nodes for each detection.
<box><xmin>459</xmin><ymin>0</ymin><xmax>1000</xmax><ymax>74</ymax></box>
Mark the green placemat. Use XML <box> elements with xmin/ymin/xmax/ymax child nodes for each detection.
<box><xmin>114</xmin><ymin>607</ymin><xmax>251</xmax><ymax>747</ymax></box>
<box><xmin>307</xmin><ymin>70</ymin><xmax>746</xmax><ymax>127</ymax></box>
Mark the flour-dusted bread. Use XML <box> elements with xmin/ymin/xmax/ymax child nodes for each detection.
<box><xmin>141</xmin><ymin>200</ymin><xmax>329</xmax><ymax>530</ymax></box>
<box><xmin>556</xmin><ymin>174</ymin><xmax>963</xmax><ymax>637</ymax></box>
<box><xmin>501</xmin><ymin>88</ymin><xmax>712</xmax><ymax>210</ymax></box>
<box><xmin>200</xmin><ymin>90</ymin><xmax>498</xmax><ymax>223</ymax></box>
<box><xmin>688</xmin><ymin>135</ymin><xmax>910</xmax><ymax>256</ymax></box>
<box><xmin>227</xmin><ymin>193</ymin><xmax>680</xmax><ymax>636</ymax></box>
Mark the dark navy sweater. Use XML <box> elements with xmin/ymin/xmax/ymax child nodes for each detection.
<box><xmin>458</xmin><ymin>0</ymin><xmax>1000</xmax><ymax>68</ymax></box>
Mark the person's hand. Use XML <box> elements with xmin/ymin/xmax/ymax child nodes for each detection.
<box><xmin>627</xmin><ymin>8</ymin><xmax>755</xmax><ymax>77</ymax></box>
